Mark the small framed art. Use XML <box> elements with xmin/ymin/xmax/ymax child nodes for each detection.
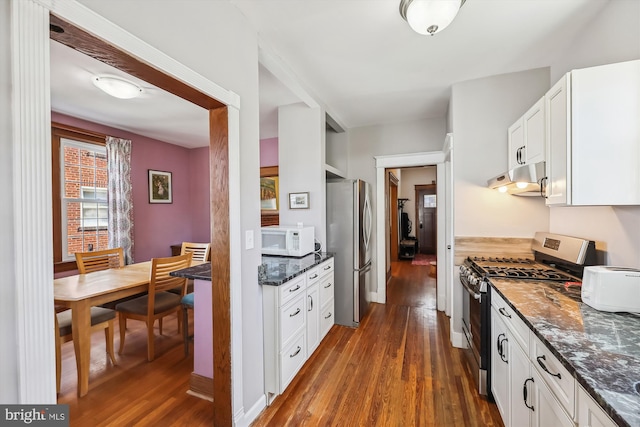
<box><xmin>149</xmin><ymin>170</ymin><xmax>172</xmax><ymax>204</ymax></box>
<box><xmin>288</xmin><ymin>192</ymin><xmax>309</xmax><ymax>209</ymax></box>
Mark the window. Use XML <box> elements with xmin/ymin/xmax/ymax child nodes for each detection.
<box><xmin>52</xmin><ymin>124</ymin><xmax>108</xmax><ymax>271</ymax></box>
<box><xmin>423</xmin><ymin>194</ymin><xmax>437</xmax><ymax>208</ymax></box>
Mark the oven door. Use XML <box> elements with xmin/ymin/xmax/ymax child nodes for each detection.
<box><xmin>460</xmin><ymin>275</ymin><xmax>487</xmax><ymax>395</ymax></box>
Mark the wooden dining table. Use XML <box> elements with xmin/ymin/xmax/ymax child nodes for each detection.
<box><xmin>53</xmin><ymin>260</ymin><xmax>201</xmax><ymax>397</ymax></box>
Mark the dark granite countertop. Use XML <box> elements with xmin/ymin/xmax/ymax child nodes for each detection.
<box><xmin>170</xmin><ymin>263</ymin><xmax>211</xmax><ymax>281</ymax></box>
<box><xmin>490</xmin><ymin>278</ymin><xmax>640</xmax><ymax>427</ymax></box>
<box><xmin>259</xmin><ymin>252</ymin><xmax>334</xmax><ymax>286</ymax></box>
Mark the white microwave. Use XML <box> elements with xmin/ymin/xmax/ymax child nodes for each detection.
<box><xmin>261</xmin><ymin>225</ymin><xmax>315</xmax><ymax>257</ymax></box>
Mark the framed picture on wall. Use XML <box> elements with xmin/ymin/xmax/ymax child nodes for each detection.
<box><xmin>260</xmin><ymin>176</ymin><xmax>279</xmax><ymax>211</ymax></box>
<box><xmin>289</xmin><ymin>192</ymin><xmax>309</xmax><ymax>209</ymax></box>
<box><xmin>148</xmin><ymin>170</ymin><xmax>172</xmax><ymax>204</ymax></box>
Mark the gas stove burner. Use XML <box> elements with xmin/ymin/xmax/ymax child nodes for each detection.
<box><xmin>482</xmin><ymin>266</ymin><xmax>575</xmax><ymax>282</ymax></box>
<box><xmin>471</xmin><ymin>256</ymin><xmax>534</xmax><ymax>264</ymax></box>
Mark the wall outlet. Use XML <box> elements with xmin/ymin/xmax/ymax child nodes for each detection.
<box><xmin>245</xmin><ymin>230</ymin><xmax>254</xmax><ymax>250</ymax></box>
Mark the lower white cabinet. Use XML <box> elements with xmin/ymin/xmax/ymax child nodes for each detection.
<box><xmin>491</xmin><ymin>289</ymin><xmax>574</xmax><ymax>427</ymax></box>
<box><xmin>263</xmin><ymin>258</ymin><xmax>334</xmax><ymax>404</ymax></box>
<box><xmin>577</xmin><ymin>384</ymin><xmax>617</xmax><ymax>427</ymax></box>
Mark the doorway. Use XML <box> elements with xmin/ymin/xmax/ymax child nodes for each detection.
<box><xmin>389</xmin><ymin>172</ymin><xmax>399</xmax><ymax>264</ymax></box>
<box><xmin>415</xmin><ymin>184</ymin><xmax>437</xmax><ymax>255</ymax></box>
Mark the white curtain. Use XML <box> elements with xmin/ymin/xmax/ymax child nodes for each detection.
<box><xmin>106</xmin><ymin>136</ymin><xmax>134</xmax><ymax>264</ymax></box>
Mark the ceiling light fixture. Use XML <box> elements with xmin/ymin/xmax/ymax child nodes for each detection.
<box><xmin>399</xmin><ymin>0</ymin><xmax>466</xmax><ymax>36</ymax></box>
<box><xmin>92</xmin><ymin>75</ymin><xmax>143</xmax><ymax>99</ymax></box>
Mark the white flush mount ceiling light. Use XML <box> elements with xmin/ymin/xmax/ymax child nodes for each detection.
<box><xmin>92</xmin><ymin>75</ymin><xmax>143</xmax><ymax>99</ymax></box>
<box><xmin>399</xmin><ymin>0</ymin><xmax>466</xmax><ymax>36</ymax></box>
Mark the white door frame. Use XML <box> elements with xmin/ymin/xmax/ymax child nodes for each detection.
<box><xmin>374</xmin><ymin>143</ymin><xmax>452</xmax><ymax>311</ymax></box>
<box><xmin>12</xmin><ymin>0</ymin><xmax>243</xmax><ymax>414</ymax></box>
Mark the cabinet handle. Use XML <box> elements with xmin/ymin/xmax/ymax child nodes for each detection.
<box><xmin>498</xmin><ymin>307</ymin><xmax>512</xmax><ymax>319</ymax></box>
<box><xmin>536</xmin><ymin>355</ymin><xmax>562</xmax><ymax>379</ymax></box>
<box><xmin>290</xmin><ymin>346</ymin><xmax>301</xmax><ymax>358</ymax></box>
<box><xmin>323</xmin><ymin>265</ymin><xmax>331</xmax><ymax>270</ymax></box>
<box><xmin>309</xmin><ymin>273</ymin><xmax>318</xmax><ymax>279</ymax></box>
<box><xmin>539</xmin><ymin>177</ymin><xmax>548</xmax><ymax>198</ymax></box>
<box><xmin>523</xmin><ymin>378</ymin><xmax>535</xmax><ymax>411</ymax></box>
<box><xmin>520</xmin><ymin>146</ymin><xmax>526</xmax><ymax>164</ymax></box>
<box><xmin>308</xmin><ymin>295</ymin><xmax>313</xmax><ymax>312</ymax></box>
<box><xmin>498</xmin><ymin>335</ymin><xmax>508</xmax><ymax>363</ymax></box>
<box><xmin>496</xmin><ymin>333</ymin><xmax>505</xmax><ymax>358</ymax></box>
<box><xmin>289</xmin><ymin>308</ymin><xmax>301</xmax><ymax>317</ymax></box>
<box><xmin>324</xmin><ymin>282</ymin><xmax>332</xmax><ymax>289</ymax></box>
<box><xmin>289</xmin><ymin>284</ymin><xmax>301</xmax><ymax>293</ymax></box>
<box><xmin>516</xmin><ymin>147</ymin><xmax>521</xmax><ymax>164</ymax></box>
<box><xmin>324</xmin><ymin>312</ymin><xmax>332</xmax><ymax>319</ymax></box>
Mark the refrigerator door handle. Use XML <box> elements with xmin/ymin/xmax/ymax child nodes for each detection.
<box><xmin>355</xmin><ymin>260</ymin><xmax>372</xmax><ymax>272</ymax></box>
<box><xmin>363</xmin><ymin>191</ymin><xmax>372</xmax><ymax>252</ymax></box>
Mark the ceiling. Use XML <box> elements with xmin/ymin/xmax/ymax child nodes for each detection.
<box><xmin>50</xmin><ymin>0</ymin><xmax>609</xmax><ymax>147</ymax></box>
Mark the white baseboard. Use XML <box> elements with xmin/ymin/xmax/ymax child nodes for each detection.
<box><xmin>450</xmin><ymin>330</ymin><xmax>467</xmax><ymax>349</ymax></box>
<box><xmin>234</xmin><ymin>394</ymin><xmax>266</xmax><ymax>427</ymax></box>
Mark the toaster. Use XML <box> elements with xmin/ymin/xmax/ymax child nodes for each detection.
<box><xmin>581</xmin><ymin>266</ymin><xmax>640</xmax><ymax>313</ymax></box>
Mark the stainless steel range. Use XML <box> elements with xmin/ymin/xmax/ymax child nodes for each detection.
<box><xmin>459</xmin><ymin>232</ymin><xmax>596</xmax><ymax>397</ymax></box>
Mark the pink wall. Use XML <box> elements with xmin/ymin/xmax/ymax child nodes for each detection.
<box><xmin>52</xmin><ymin>112</ymin><xmax>209</xmax><ymax>264</ymax></box>
<box><xmin>260</xmin><ymin>137</ymin><xmax>278</xmax><ymax>167</ymax></box>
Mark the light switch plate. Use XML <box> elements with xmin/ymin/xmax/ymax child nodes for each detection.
<box><xmin>245</xmin><ymin>230</ymin><xmax>254</xmax><ymax>250</ymax></box>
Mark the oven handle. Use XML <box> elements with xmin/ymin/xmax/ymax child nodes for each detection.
<box><xmin>461</xmin><ymin>280</ymin><xmax>482</xmax><ymax>300</ymax></box>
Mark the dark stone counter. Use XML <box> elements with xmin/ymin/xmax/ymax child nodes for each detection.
<box><xmin>259</xmin><ymin>252</ymin><xmax>334</xmax><ymax>286</ymax></box>
<box><xmin>490</xmin><ymin>278</ymin><xmax>640</xmax><ymax>427</ymax></box>
<box><xmin>170</xmin><ymin>263</ymin><xmax>211</xmax><ymax>281</ymax></box>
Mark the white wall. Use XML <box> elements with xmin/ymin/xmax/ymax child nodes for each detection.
<box><xmin>0</xmin><ymin>0</ymin><xmax>19</xmax><ymax>403</ymax></box>
<box><xmin>326</xmin><ymin>128</ymin><xmax>348</xmax><ymax>175</ymax></box>
<box><xmin>547</xmin><ymin>0</ymin><xmax>640</xmax><ymax>268</ymax></box>
<box><xmin>348</xmin><ymin>118</ymin><xmax>447</xmax><ymax>301</ymax></box>
<box><xmin>398</xmin><ymin>167</ymin><xmax>437</xmax><ymax>239</ymax></box>
<box><xmin>278</xmin><ymin>103</ymin><xmax>327</xmax><ymax>246</ymax></box>
<box><xmin>451</xmin><ymin>68</ymin><xmax>551</xmax><ymax>238</ymax></box>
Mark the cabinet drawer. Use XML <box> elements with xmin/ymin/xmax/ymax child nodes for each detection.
<box><xmin>320</xmin><ymin>299</ymin><xmax>335</xmax><ymax>337</ymax></box>
<box><xmin>491</xmin><ymin>289</ymin><xmax>530</xmax><ymax>352</ymax></box>
<box><xmin>306</xmin><ymin>267</ymin><xmax>321</xmax><ymax>285</ymax></box>
<box><xmin>319</xmin><ymin>275</ymin><xmax>334</xmax><ymax>306</ymax></box>
<box><xmin>530</xmin><ymin>334</ymin><xmax>575</xmax><ymax>418</ymax></box>
<box><xmin>279</xmin><ymin>275</ymin><xmax>306</xmax><ymax>306</ymax></box>
<box><xmin>280</xmin><ymin>294</ymin><xmax>306</xmax><ymax>347</ymax></box>
<box><xmin>280</xmin><ymin>332</ymin><xmax>306</xmax><ymax>392</ymax></box>
<box><xmin>318</xmin><ymin>258</ymin><xmax>334</xmax><ymax>277</ymax></box>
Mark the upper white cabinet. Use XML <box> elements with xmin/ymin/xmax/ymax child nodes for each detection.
<box><xmin>544</xmin><ymin>59</ymin><xmax>640</xmax><ymax>206</ymax></box>
<box><xmin>509</xmin><ymin>97</ymin><xmax>546</xmax><ymax>170</ymax></box>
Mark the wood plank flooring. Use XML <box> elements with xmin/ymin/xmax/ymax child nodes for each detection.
<box><xmin>57</xmin><ymin>313</ymin><xmax>215</xmax><ymax>426</ymax></box>
<box><xmin>251</xmin><ymin>260</ymin><xmax>504</xmax><ymax>426</ymax></box>
<box><xmin>58</xmin><ymin>260</ymin><xmax>503</xmax><ymax>426</ymax></box>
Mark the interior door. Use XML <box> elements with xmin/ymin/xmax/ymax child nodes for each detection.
<box><xmin>389</xmin><ymin>174</ymin><xmax>399</xmax><ymax>262</ymax></box>
<box><xmin>415</xmin><ymin>184</ymin><xmax>437</xmax><ymax>255</ymax></box>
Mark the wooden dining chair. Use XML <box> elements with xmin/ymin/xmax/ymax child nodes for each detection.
<box><xmin>75</xmin><ymin>247</ymin><xmax>124</xmax><ymax>273</ymax></box>
<box><xmin>178</xmin><ymin>243</ymin><xmax>210</xmax><ymax>355</ymax></box>
<box><xmin>55</xmin><ymin>304</ymin><xmax>117</xmax><ymax>393</ymax></box>
<box><xmin>116</xmin><ymin>252</ymin><xmax>193</xmax><ymax>362</ymax></box>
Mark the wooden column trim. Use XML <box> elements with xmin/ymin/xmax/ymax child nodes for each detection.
<box><xmin>210</xmin><ymin>106</ymin><xmax>232</xmax><ymax>426</ymax></box>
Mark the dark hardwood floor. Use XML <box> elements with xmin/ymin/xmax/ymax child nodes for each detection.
<box><xmin>251</xmin><ymin>260</ymin><xmax>504</xmax><ymax>426</ymax></box>
<box><xmin>57</xmin><ymin>312</ymin><xmax>215</xmax><ymax>426</ymax></box>
<box><xmin>58</xmin><ymin>260</ymin><xmax>503</xmax><ymax>426</ymax></box>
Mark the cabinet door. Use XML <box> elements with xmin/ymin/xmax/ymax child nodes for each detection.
<box><xmin>523</xmin><ymin>97</ymin><xmax>545</xmax><ymax>165</ymax></box>
<box><xmin>530</xmin><ymin>369</ymin><xmax>574</xmax><ymax>427</ymax></box>
<box><xmin>544</xmin><ymin>74</ymin><xmax>571</xmax><ymax>206</ymax></box>
<box><xmin>510</xmin><ymin>339</ymin><xmax>533</xmax><ymax>427</ymax></box>
<box><xmin>306</xmin><ymin>282</ymin><xmax>320</xmax><ymax>355</ymax></box>
<box><xmin>508</xmin><ymin>119</ymin><xmax>525</xmax><ymax>170</ymax></box>
<box><xmin>577</xmin><ymin>385</ymin><xmax>617</xmax><ymax>427</ymax></box>
<box><xmin>491</xmin><ymin>306</ymin><xmax>510</xmax><ymax>426</ymax></box>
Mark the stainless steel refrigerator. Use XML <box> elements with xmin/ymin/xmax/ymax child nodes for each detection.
<box><xmin>326</xmin><ymin>179</ymin><xmax>373</xmax><ymax>327</ymax></box>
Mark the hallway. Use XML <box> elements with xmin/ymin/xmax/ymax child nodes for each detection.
<box><xmin>252</xmin><ymin>260</ymin><xmax>503</xmax><ymax>426</ymax></box>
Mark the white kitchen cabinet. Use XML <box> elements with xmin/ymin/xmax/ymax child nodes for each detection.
<box><xmin>530</xmin><ymin>368</ymin><xmax>575</xmax><ymax>427</ymax></box>
<box><xmin>508</xmin><ymin>119</ymin><xmax>525</xmax><ymax>170</ymax></box>
<box><xmin>306</xmin><ymin>281</ymin><xmax>320</xmax><ymax>355</ymax></box>
<box><xmin>577</xmin><ymin>384</ymin><xmax>617</xmax><ymax>427</ymax></box>
<box><xmin>263</xmin><ymin>257</ymin><xmax>335</xmax><ymax>404</ymax></box>
<box><xmin>508</xmin><ymin>97</ymin><xmax>545</xmax><ymax>170</ymax></box>
<box><xmin>318</xmin><ymin>258</ymin><xmax>335</xmax><ymax>339</ymax></box>
<box><xmin>545</xmin><ymin>59</ymin><xmax>640</xmax><ymax>206</ymax></box>
<box><xmin>491</xmin><ymin>289</ymin><xmax>575</xmax><ymax>427</ymax></box>
<box><xmin>491</xmin><ymin>306</ymin><xmax>510</xmax><ymax>424</ymax></box>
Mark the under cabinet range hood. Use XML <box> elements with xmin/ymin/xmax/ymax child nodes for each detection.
<box><xmin>487</xmin><ymin>161</ymin><xmax>545</xmax><ymax>196</ymax></box>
